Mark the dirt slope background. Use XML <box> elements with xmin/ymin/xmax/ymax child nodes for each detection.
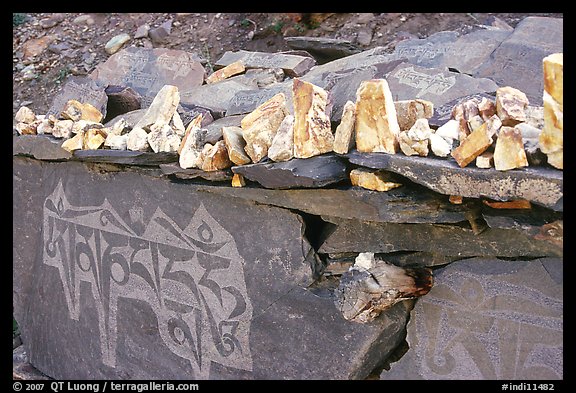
<box><xmin>12</xmin><ymin>12</ymin><xmax>562</xmax><ymax>118</ymax></box>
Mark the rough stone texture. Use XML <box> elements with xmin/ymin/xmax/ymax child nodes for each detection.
<box><xmin>318</xmin><ymin>216</ymin><xmax>562</xmax><ymax>258</ymax></box>
<box><xmin>134</xmin><ymin>85</ymin><xmax>180</xmax><ymax>130</ymax></box>
<box><xmin>284</xmin><ymin>36</ymin><xmax>361</xmax><ymax>64</ymax></box>
<box><xmin>147</xmin><ymin>124</ymin><xmax>181</xmax><ymax>153</ymax></box>
<box><xmin>15</xmin><ymin>106</ymin><xmax>36</xmax><ymax>124</ymax></box>
<box><xmin>46</xmin><ymin>76</ymin><xmax>108</xmax><ymax>119</ymax></box>
<box><xmin>350</xmin><ymin>168</ymin><xmax>402</xmax><ymax>192</ymax></box>
<box><xmin>159</xmin><ymin>163</ymin><xmax>232</xmax><ymax>182</ymax></box>
<box><xmin>232</xmin><ymin>154</ymin><xmax>347</xmax><ymax>189</ymax></box>
<box><xmin>222</xmin><ymin>126</ymin><xmax>251</xmax><ymax>166</ymax></box>
<box><xmin>333</xmin><ymin>100</ymin><xmax>356</xmax><ymax>154</ymax></box>
<box><xmin>539</xmin><ymin>53</ymin><xmax>563</xmax><ymax>170</ymax></box>
<box><xmin>104</xmin><ymin>85</ymin><xmax>142</xmax><ymax>123</ymax></box>
<box><xmin>394</xmin><ymin>99</ymin><xmax>434</xmax><ymax>131</ymax></box>
<box><xmin>493</xmin><ymin>126</ymin><xmax>528</xmax><ymax>171</ymax></box>
<box><xmin>345</xmin><ymin>151</ymin><xmax>563</xmax><ymax>212</ymax></box>
<box><xmin>206</xmin><ymin>60</ymin><xmax>246</xmax><ymax>84</ymax></box>
<box><xmin>495</xmin><ymin>86</ymin><xmax>529</xmax><ymax>126</ymax></box>
<box><xmin>126</xmin><ymin>127</ymin><xmax>150</xmax><ymax>152</ymax></box>
<box><xmin>292</xmin><ymin>79</ymin><xmax>334</xmax><ymax>159</ymax></box>
<box><xmin>355</xmin><ymin>79</ymin><xmax>400</xmax><ymax>154</ymax></box>
<box><xmin>268</xmin><ymin>115</ymin><xmax>295</xmax><ymax>162</ymax></box>
<box><xmin>398</xmin><ymin>118</ymin><xmax>432</xmax><ymax>157</ymax></box>
<box><xmin>390</xmin><ymin>31</ymin><xmax>459</xmax><ymax>69</ymax></box>
<box><xmin>429</xmin><ymin>132</ymin><xmax>452</xmax><ymax>158</ymax></box>
<box><xmin>451</xmin><ymin>122</ymin><xmax>493</xmax><ymax>168</ymax></box>
<box><xmin>381</xmin><ymin>257</ymin><xmax>563</xmax><ymax>380</ymax></box>
<box><xmin>13</xmin><ymin>157</ymin><xmax>410</xmax><ymax>380</ymax></box>
<box><xmin>387</xmin><ymin>62</ymin><xmax>499</xmax><ymax>108</ymax></box>
<box><xmin>428</xmin><ymin>93</ymin><xmax>495</xmax><ymax>129</ymax></box>
<box><xmin>226</xmin><ymin>83</ymin><xmax>292</xmax><ymax>117</ymax></box>
<box><xmin>90</xmin><ymin>47</ymin><xmax>205</xmax><ymax>108</ymax></box>
<box><xmin>474</xmin><ymin>16</ymin><xmax>563</xmax><ymax>105</ymax></box>
<box><xmin>13</xmin><ymin>346</ymin><xmax>52</xmax><ymax>381</ymax></box>
<box><xmin>198</xmin><ymin>141</ymin><xmax>232</xmax><ymax>172</ymax></box>
<box><xmin>105</xmin><ymin>33</ymin><xmax>131</xmax><ymax>55</ymax></box>
<box><xmin>72</xmin><ymin>149</ymin><xmax>177</xmax><ymax>166</ymax></box>
<box><xmin>215</xmin><ymin>50</ymin><xmax>316</xmax><ymax>77</ymax></box>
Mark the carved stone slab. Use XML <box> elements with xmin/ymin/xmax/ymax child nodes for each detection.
<box><xmin>474</xmin><ymin>16</ymin><xmax>563</xmax><ymax>106</ymax></box>
<box><xmin>381</xmin><ymin>257</ymin><xmax>563</xmax><ymax>380</ymax></box>
<box><xmin>345</xmin><ymin>151</ymin><xmax>563</xmax><ymax>212</ymax></box>
<box><xmin>159</xmin><ymin>162</ymin><xmax>232</xmax><ymax>182</ymax></box>
<box><xmin>214</xmin><ymin>50</ymin><xmax>316</xmax><ymax>77</ymax></box>
<box><xmin>386</xmin><ymin>62</ymin><xmax>499</xmax><ymax>108</ymax></box>
<box><xmin>13</xmin><ymin>157</ymin><xmax>411</xmax><ymax>380</ymax></box>
<box><xmin>46</xmin><ymin>76</ymin><xmax>108</xmax><ymax>119</ymax></box>
<box><xmin>13</xmin><ymin>135</ymin><xmax>72</xmax><ymax>161</ymax></box>
<box><xmin>390</xmin><ymin>31</ymin><xmax>460</xmax><ymax>69</ymax></box>
<box><xmin>89</xmin><ymin>47</ymin><xmax>206</xmax><ymax>108</ymax></box>
<box><xmin>72</xmin><ymin>149</ymin><xmax>178</xmax><ymax>166</ymax></box>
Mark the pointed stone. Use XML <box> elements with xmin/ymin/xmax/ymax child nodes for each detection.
<box><xmin>475</xmin><ymin>151</ymin><xmax>494</xmax><ymax>168</ymax></box>
<box><xmin>170</xmin><ymin>111</ymin><xmax>186</xmax><ymax>137</ymax></box>
<box><xmin>478</xmin><ymin>96</ymin><xmax>496</xmax><ymax>120</ymax></box>
<box><xmin>52</xmin><ymin>119</ymin><xmax>74</xmax><ymax>139</ymax></box>
<box><xmin>398</xmin><ymin>118</ymin><xmax>431</xmax><ymax>157</ymax></box>
<box><xmin>494</xmin><ymin>126</ymin><xmax>528</xmax><ymax>171</ymax></box>
<box><xmin>15</xmin><ymin>106</ymin><xmax>36</xmax><ymax>124</ymax></box>
<box><xmin>496</xmin><ymin>86</ymin><xmax>529</xmax><ymax>126</ymax></box>
<box><xmin>61</xmin><ymin>99</ymin><xmax>104</xmax><ymax>123</ymax></box>
<box><xmin>199</xmin><ymin>141</ymin><xmax>232</xmax><ymax>172</ymax></box>
<box><xmin>105</xmin><ymin>33</ymin><xmax>131</xmax><ymax>55</ymax></box>
<box><xmin>61</xmin><ymin>132</ymin><xmax>84</xmax><ymax>152</ymax></box>
<box><xmin>333</xmin><ymin>101</ymin><xmax>357</xmax><ymax>154</ymax></box>
<box><xmin>543</xmin><ymin>53</ymin><xmax>563</xmax><ymax>106</ymax></box>
<box><xmin>355</xmin><ymin>79</ymin><xmax>400</xmax><ymax>154</ymax></box>
<box><xmin>429</xmin><ymin>132</ymin><xmax>451</xmax><ymax>158</ymax></box>
<box><xmin>394</xmin><ymin>99</ymin><xmax>434</xmax><ymax>131</ymax></box>
<box><xmin>107</xmin><ymin>118</ymin><xmax>130</xmax><ymax>136</ymax></box>
<box><xmin>540</xmin><ymin>53</ymin><xmax>563</xmax><ymax>170</ymax></box>
<box><xmin>241</xmin><ymin>92</ymin><xmax>289</xmax><ymax>163</ymax></box>
<box><xmin>222</xmin><ymin>126</ymin><xmax>251</xmax><ymax>165</ymax></box>
<box><xmin>147</xmin><ymin>124</ymin><xmax>181</xmax><ymax>153</ymax></box>
<box><xmin>178</xmin><ymin>115</ymin><xmax>205</xmax><ymax>169</ymax></box>
<box><xmin>350</xmin><ymin>168</ymin><xmax>402</xmax><ymax>192</ymax></box>
<box><xmin>231</xmin><ymin>173</ymin><xmax>246</xmax><ymax>187</ymax></box>
<box><xmin>292</xmin><ymin>79</ymin><xmax>334</xmax><ymax>159</ymax></box>
<box><xmin>484</xmin><ymin>113</ymin><xmax>502</xmax><ymax>141</ymax></box>
<box><xmin>268</xmin><ymin>115</ymin><xmax>295</xmax><ymax>162</ymax></box>
<box><xmin>451</xmin><ymin>122</ymin><xmax>492</xmax><ymax>168</ymax></box>
<box><xmin>206</xmin><ymin>60</ymin><xmax>246</xmax><ymax>84</ymax></box>
<box><xmin>126</xmin><ymin>127</ymin><xmax>150</xmax><ymax>152</ymax></box>
<box><xmin>451</xmin><ymin>102</ymin><xmax>470</xmax><ymax>141</ymax></box>
<box><xmin>134</xmin><ymin>85</ymin><xmax>180</xmax><ymax>130</ymax></box>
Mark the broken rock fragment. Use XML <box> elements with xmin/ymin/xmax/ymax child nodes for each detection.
<box><xmin>350</xmin><ymin>168</ymin><xmax>402</xmax><ymax>192</ymax></box>
<box><xmin>268</xmin><ymin>115</ymin><xmax>295</xmax><ymax>162</ymax></box>
<box><xmin>83</xmin><ymin>128</ymin><xmax>107</xmax><ymax>150</ymax></box>
<box><xmin>475</xmin><ymin>151</ymin><xmax>494</xmax><ymax>168</ymax></box>
<box><xmin>333</xmin><ymin>100</ymin><xmax>357</xmax><ymax>155</ymax></box>
<box><xmin>206</xmin><ymin>60</ymin><xmax>246</xmax><ymax>84</ymax></box>
<box><xmin>61</xmin><ymin>100</ymin><xmax>104</xmax><ymax>123</ymax></box>
<box><xmin>61</xmin><ymin>132</ymin><xmax>84</xmax><ymax>152</ymax></box>
<box><xmin>394</xmin><ymin>99</ymin><xmax>434</xmax><ymax>131</ymax></box>
<box><xmin>398</xmin><ymin>118</ymin><xmax>431</xmax><ymax>157</ymax></box>
<box><xmin>222</xmin><ymin>126</ymin><xmax>251</xmax><ymax>165</ymax></box>
<box><xmin>496</xmin><ymin>86</ymin><xmax>529</xmax><ymax>126</ymax></box>
<box><xmin>355</xmin><ymin>79</ymin><xmax>400</xmax><ymax>154</ymax></box>
<box><xmin>178</xmin><ymin>115</ymin><xmax>206</xmax><ymax>169</ymax></box>
<box><xmin>15</xmin><ymin>106</ymin><xmax>36</xmax><ymax>124</ymax></box>
<box><xmin>493</xmin><ymin>126</ymin><xmax>528</xmax><ymax>171</ymax></box>
<box><xmin>334</xmin><ymin>253</ymin><xmax>433</xmax><ymax>324</ymax></box>
<box><xmin>52</xmin><ymin>119</ymin><xmax>74</xmax><ymax>139</ymax></box>
<box><xmin>134</xmin><ymin>85</ymin><xmax>180</xmax><ymax>130</ymax></box>
<box><xmin>451</xmin><ymin>122</ymin><xmax>492</xmax><ymax>167</ymax></box>
<box><xmin>199</xmin><ymin>141</ymin><xmax>232</xmax><ymax>172</ymax></box>
<box><xmin>147</xmin><ymin>124</ymin><xmax>181</xmax><ymax>153</ymax></box>
<box><xmin>292</xmin><ymin>79</ymin><xmax>334</xmax><ymax>159</ymax></box>
<box><xmin>126</xmin><ymin>127</ymin><xmax>150</xmax><ymax>152</ymax></box>
<box><xmin>539</xmin><ymin>53</ymin><xmax>563</xmax><ymax>169</ymax></box>
<box><xmin>241</xmin><ymin>92</ymin><xmax>289</xmax><ymax>163</ymax></box>
<box><xmin>428</xmin><ymin>132</ymin><xmax>452</xmax><ymax>158</ymax></box>
<box><xmin>231</xmin><ymin>173</ymin><xmax>246</xmax><ymax>187</ymax></box>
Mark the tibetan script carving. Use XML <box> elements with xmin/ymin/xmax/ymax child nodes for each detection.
<box><xmin>392</xmin><ymin>66</ymin><xmax>456</xmax><ymax>98</ymax></box>
<box><xmin>42</xmin><ymin>181</ymin><xmax>253</xmax><ymax>379</ymax></box>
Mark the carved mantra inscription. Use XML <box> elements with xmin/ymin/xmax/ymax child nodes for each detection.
<box><xmin>393</xmin><ymin>66</ymin><xmax>456</xmax><ymax>98</ymax></box>
<box><xmin>43</xmin><ymin>181</ymin><xmax>253</xmax><ymax>378</ymax></box>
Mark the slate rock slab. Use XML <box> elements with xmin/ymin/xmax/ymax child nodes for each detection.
<box><xmin>345</xmin><ymin>151</ymin><xmax>563</xmax><ymax>212</ymax></box>
<box><xmin>231</xmin><ymin>154</ymin><xmax>348</xmax><ymax>189</ymax></box>
<box><xmin>284</xmin><ymin>36</ymin><xmax>362</xmax><ymax>64</ymax></box>
<box><xmin>389</xmin><ymin>30</ymin><xmax>460</xmax><ymax>69</ymax></box>
<box><xmin>474</xmin><ymin>16</ymin><xmax>563</xmax><ymax>106</ymax></box>
<box><xmin>13</xmin><ymin>135</ymin><xmax>72</xmax><ymax>161</ymax></box>
<box><xmin>318</xmin><ymin>216</ymin><xmax>562</xmax><ymax>258</ymax></box>
<box><xmin>381</xmin><ymin>257</ymin><xmax>563</xmax><ymax>380</ymax></box>
<box><xmin>46</xmin><ymin>76</ymin><xmax>108</xmax><ymax>119</ymax></box>
<box><xmin>90</xmin><ymin>47</ymin><xmax>206</xmax><ymax>108</ymax></box>
<box><xmin>13</xmin><ymin>156</ymin><xmax>411</xmax><ymax>380</ymax></box>
<box><xmin>226</xmin><ymin>82</ymin><xmax>292</xmax><ymax>117</ymax></box>
<box><xmin>386</xmin><ymin>62</ymin><xmax>499</xmax><ymax>108</ymax></box>
<box><xmin>159</xmin><ymin>162</ymin><xmax>232</xmax><ymax>182</ymax></box>
<box><xmin>215</xmin><ymin>50</ymin><xmax>316</xmax><ymax>77</ymax></box>
<box><xmin>72</xmin><ymin>149</ymin><xmax>178</xmax><ymax>166</ymax></box>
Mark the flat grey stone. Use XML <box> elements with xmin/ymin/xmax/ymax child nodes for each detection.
<box><xmin>159</xmin><ymin>162</ymin><xmax>232</xmax><ymax>182</ymax></box>
<box><xmin>381</xmin><ymin>257</ymin><xmax>563</xmax><ymax>380</ymax></box>
<box><xmin>386</xmin><ymin>62</ymin><xmax>499</xmax><ymax>108</ymax></box>
<box><xmin>73</xmin><ymin>149</ymin><xmax>177</xmax><ymax>166</ymax></box>
<box><xmin>231</xmin><ymin>154</ymin><xmax>348</xmax><ymax>189</ymax></box>
<box><xmin>46</xmin><ymin>76</ymin><xmax>108</xmax><ymax>119</ymax></box>
<box><xmin>89</xmin><ymin>47</ymin><xmax>206</xmax><ymax>108</ymax></box>
<box><xmin>226</xmin><ymin>82</ymin><xmax>292</xmax><ymax>117</ymax></box>
<box><xmin>440</xmin><ymin>29</ymin><xmax>512</xmax><ymax>75</ymax></box>
<box><xmin>195</xmin><ymin>183</ymin><xmax>477</xmax><ymax>224</ymax></box>
<box><xmin>474</xmin><ymin>16</ymin><xmax>563</xmax><ymax>105</ymax></box>
<box><xmin>13</xmin><ymin>135</ymin><xmax>72</xmax><ymax>161</ymax></box>
<box><xmin>13</xmin><ymin>346</ymin><xmax>52</xmax><ymax>380</ymax></box>
<box><xmin>345</xmin><ymin>151</ymin><xmax>563</xmax><ymax>212</ymax></box>
<box><xmin>389</xmin><ymin>30</ymin><xmax>460</xmax><ymax>69</ymax></box>
<box><xmin>13</xmin><ymin>157</ymin><xmax>412</xmax><ymax>380</ymax></box>
<box><xmin>214</xmin><ymin>50</ymin><xmax>316</xmax><ymax>77</ymax></box>
<box><xmin>318</xmin><ymin>216</ymin><xmax>562</xmax><ymax>258</ymax></box>
<box><xmin>284</xmin><ymin>36</ymin><xmax>362</xmax><ymax>64</ymax></box>
<box><xmin>202</xmin><ymin>115</ymin><xmax>243</xmax><ymax>144</ymax></box>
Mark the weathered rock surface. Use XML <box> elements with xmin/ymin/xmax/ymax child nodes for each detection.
<box><xmin>222</xmin><ymin>126</ymin><xmax>251</xmax><ymax>166</ymax></box>
<box><xmin>178</xmin><ymin>115</ymin><xmax>205</xmax><ymax>169</ymax></box>
<box><xmin>394</xmin><ymin>99</ymin><xmax>434</xmax><ymax>131</ymax></box>
<box><xmin>134</xmin><ymin>84</ymin><xmax>180</xmax><ymax>130</ymax></box>
<box><xmin>198</xmin><ymin>140</ymin><xmax>232</xmax><ymax>172</ymax></box>
<box><xmin>284</xmin><ymin>36</ymin><xmax>361</xmax><ymax>64</ymax></box>
<box><xmin>495</xmin><ymin>86</ymin><xmax>529</xmax><ymax>126</ymax></box>
<box><xmin>493</xmin><ymin>126</ymin><xmax>528</xmax><ymax>171</ymax></box>
<box><xmin>345</xmin><ymin>151</ymin><xmax>563</xmax><ymax>211</ymax></box>
<box><xmin>13</xmin><ymin>135</ymin><xmax>73</xmax><ymax>161</ymax></box>
<box><xmin>382</xmin><ymin>257</ymin><xmax>563</xmax><ymax>380</ymax></box>
<box><xmin>354</xmin><ymin>79</ymin><xmax>400</xmax><ymax>154</ymax></box>
<box><xmin>398</xmin><ymin>118</ymin><xmax>432</xmax><ymax>157</ymax></box>
<box><xmin>451</xmin><ymin>122</ymin><xmax>492</xmax><ymax>167</ymax></box>
<box><xmin>72</xmin><ymin>149</ymin><xmax>177</xmax><ymax>166</ymax></box>
<box><xmin>159</xmin><ymin>162</ymin><xmax>232</xmax><ymax>182</ymax></box>
<box><xmin>268</xmin><ymin>115</ymin><xmax>295</xmax><ymax>162</ymax></box>
<box><xmin>292</xmin><ymin>79</ymin><xmax>334</xmax><ymax>159</ymax></box>
<box><xmin>46</xmin><ymin>76</ymin><xmax>108</xmax><ymax>119</ymax></box>
<box><xmin>539</xmin><ymin>53</ymin><xmax>563</xmax><ymax>170</ymax></box>
<box><xmin>206</xmin><ymin>60</ymin><xmax>245</xmax><ymax>84</ymax></box>
<box><xmin>232</xmin><ymin>154</ymin><xmax>347</xmax><ymax>189</ymax></box>
<box><xmin>333</xmin><ymin>100</ymin><xmax>356</xmax><ymax>154</ymax></box>
<box><xmin>104</xmin><ymin>33</ymin><xmax>131</xmax><ymax>55</ymax></box>
<box><xmin>350</xmin><ymin>168</ymin><xmax>402</xmax><ymax>192</ymax></box>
